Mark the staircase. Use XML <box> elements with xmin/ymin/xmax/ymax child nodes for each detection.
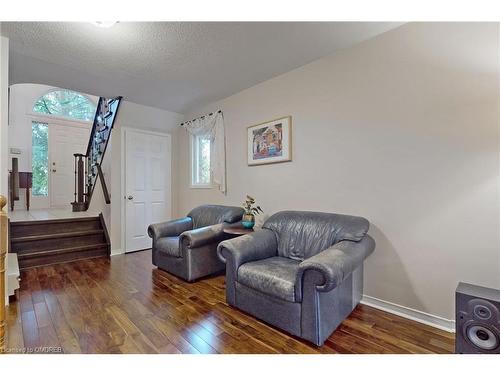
<box><xmin>9</xmin><ymin>215</ymin><xmax>110</xmax><ymax>269</ymax></box>
<box><xmin>72</xmin><ymin>96</ymin><xmax>122</xmax><ymax>212</ymax></box>
<box><xmin>7</xmin><ymin>97</ymin><xmax>121</xmax><ymax>269</ymax></box>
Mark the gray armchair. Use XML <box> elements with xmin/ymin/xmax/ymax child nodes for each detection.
<box><xmin>217</xmin><ymin>210</ymin><xmax>375</xmax><ymax>346</ymax></box>
<box><xmin>148</xmin><ymin>205</ymin><xmax>244</xmax><ymax>282</ymax></box>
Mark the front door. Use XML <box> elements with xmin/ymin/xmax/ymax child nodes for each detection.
<box><xmin>49</xmin><ymin>123</ymin><xmax>90</xmax><ymax>207</ymax></box>
<box><xmin>125</xmin><ymin>129</ymin><xmax>171</xmax><ymax>252</ymax></box>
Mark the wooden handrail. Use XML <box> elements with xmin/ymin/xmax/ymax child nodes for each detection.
<box><xmin>97</xmin><ymin>164</ymin><xmax>110</xmax><ymax>204</ymax></box>
<box><xmin>0</xmin><ymin>195</ymin><xmax>7</xmax><ymax>353</ymax></box>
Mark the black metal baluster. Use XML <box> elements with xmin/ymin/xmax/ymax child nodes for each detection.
<box><xmin>71</xmin><ymin>96</ymin><xmax>122</xmax><ymax>212</ymax></box>
<box><xmin>73</xmin><ymin>154</ymin><xmax>77</xmax><ymax>203</ymax></box>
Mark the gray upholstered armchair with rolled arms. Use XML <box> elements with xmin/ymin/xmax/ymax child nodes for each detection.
<box><xmin>148</xmin><ymin>204</ymin><xmax>244</xmax><ymax>282</ymax></box>
<box><xmin>217</xmin><ymin>210</ymin><xmax>375</xmax><ymax>346</ymax></box>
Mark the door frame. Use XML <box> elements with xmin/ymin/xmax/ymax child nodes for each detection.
<box><xmin>27</xmin><ymin>114</ymin><xmax>91</xmax><ymax>209</ymax></box>
<box><xmin>121</xmin><ymin>127</ymin><xmax>172</xmax><ymax>253</ymax></box>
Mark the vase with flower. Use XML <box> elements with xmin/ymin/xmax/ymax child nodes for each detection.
<box><xmin>242</xmin><ymin>195</ymin><xmax>263</xmax><ymax>229</ymax></box>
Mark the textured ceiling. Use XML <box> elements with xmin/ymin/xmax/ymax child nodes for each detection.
<box><xmin>1</xmin><ymin>22</ymin><xmax>401</xmax><ymax>113</ymax></box>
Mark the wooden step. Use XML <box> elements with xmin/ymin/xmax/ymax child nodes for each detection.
<box><xmin>18</xmin><ymin>243</ymin><xmax>108</xmax><ymax>258</ymax></box>
<box><xmin>10</xmin><ymin>216</ymin><xmax>101</xmax><ymax>237</ymax></box>
<box><xmin>18</xmin><ymin>244</ymin><xmax>109</xmax><ymax>269</ymax></box>
<box><xmin>9</xmin><ymin>214</ymin><xmax>110</xmax><ymax>269</ymax></box>
<box><xmin>11</xmin><ymin>229</ymin><xmax>104</xmax><ymax>243</ymax></box>
<box><xmin>11</xmin><ymin>230</ymin><xmax>106</xmax><ymax>254</ymax></box>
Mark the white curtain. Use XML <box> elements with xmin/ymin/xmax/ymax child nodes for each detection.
<box><xmin>183</xmin><ymin>111</ymin><xmax>226</xmax><ymax>194</ymax></box>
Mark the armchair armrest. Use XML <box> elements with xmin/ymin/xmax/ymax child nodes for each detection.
<box><xmin>147</xmin><ymin>217</ymin><xmax>193</xmax><ymax>240</ymax></box>
<box><xmin>217</xmin><ymin>228</ymin><xmax>278</xmax><ymax>269</ymax></box>
<box><xmin>180</xmin><ymin>223</ymin><xmax>226</xmax><ymax>248</ymax></box>
<box><xmin>296</xmin><ymin>235</ymin><xmax>375</xmax><ymax>296</ymax></box>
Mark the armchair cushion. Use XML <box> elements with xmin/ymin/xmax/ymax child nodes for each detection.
<box><xmin>217</xmin><ymin>229</ymin><xmax>278</xmax><ymax>269</ymax></box>
<box><xmin>156</xmin><ymin>236</ymin><xmax>181</xmax><ymax>257</ymax></box>
<box><xmin>263</xmin><ymin>211</ymin><xmax>369</xmax><ymax>261</ymax></box>
<box><xmin>238</xmin><ymin>257</ymin><xmax>300</xmax><ymax>302</ymax></box>
<box><xmin>179</xmin><ymin>224</ymin><xmax>226</xmax><ymax>248</ymax></box>
<box><xmin>148</xmin><ymin>217</ymin><xmax>193</xmax><ymax>240</ymax></box>
<box><xmin>295</xmin><ymin>235</ymin><xmax>376</xmax><ymax>300</ymax></box>
<box><xmin>188</xmin><ymin>205</ymin><xmax>244</xmax><ymax>229</ymax></box>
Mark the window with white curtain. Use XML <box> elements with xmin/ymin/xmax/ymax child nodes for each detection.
<box><xmin>191</xmin><ymin>134</ymin><xmax>212</xmax><ymax>187</ymax></box>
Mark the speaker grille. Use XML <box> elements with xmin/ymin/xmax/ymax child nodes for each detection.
<box><xmin>473</xmin><ymin>304</ymin><xmax>492</xmax><ymax>320</ymax></box>
<box><xmin>465</xmin><ymin>324</ymin><xmax>499</xmax><ymax>351</ymax></box>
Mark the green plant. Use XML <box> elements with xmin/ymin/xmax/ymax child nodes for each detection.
<box><xmin>243</xmin><ymin>195</ymin><xmax>263</xmax><ymax>216</ymax></box>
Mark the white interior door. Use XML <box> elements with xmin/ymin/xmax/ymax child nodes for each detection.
<box><xmin>125</xmin><ymin>129</ymin><xmax>171</xmax><ymax>252</ymax></box>
<box><xmin>49</xmin><ymin>123</ymin><xmax>90</xmax><ymax>207</ymax></box>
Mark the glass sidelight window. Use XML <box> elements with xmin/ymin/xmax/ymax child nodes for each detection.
<box><xmin>191</xmin><ymin>134</ymin><xmax>211</xmax><ymax>187</ymax></box>
<box><xmin>32</xmin><ymin>122</ymin><xmax>49</xmax><ymax>196</ymax></box>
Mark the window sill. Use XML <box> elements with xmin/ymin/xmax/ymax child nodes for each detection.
<box><xmin>190</xmin><ymin>184</ymin><xmax>213</xmax><ymax>189</ymax></box>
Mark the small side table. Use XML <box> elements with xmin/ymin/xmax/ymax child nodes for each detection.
<box><xmin>223</xmin><ymin>226</ymin><xmax>254</xmax><ymax>236</ymax></box>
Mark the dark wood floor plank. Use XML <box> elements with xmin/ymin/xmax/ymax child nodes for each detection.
<box><xmin>50</xmin><ymin>263</ymin><xmax>106</xmax><ymax>353</ymax></box>
<box><xmin>20</xmin><ymin>310</ymin><xmax>39</xmax><ymax>349</ymax></box>
<box><xmin>81</xmin><ymin>259</ymin><xmax>181</xmax><ymax>353</ymax></box>
<box><xmin>62</xmin><ymin>261</ymin><xmax>150</xmax><ymax>352</ymax></box>
<box><xmin>5</xmin><ymin>249</ymin><xmax>455</xmax><ymax>354</ymax></box>
<box><xmin>40</xmin><ymin>265</ymin><xmax>82</xmax><ymax>353</ymax></box>
<box><xmin>105</xmin><ymin>305</ymin><xmax>158</xmax><ymax>354</ymax></box>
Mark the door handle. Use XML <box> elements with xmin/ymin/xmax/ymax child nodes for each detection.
<box><xmin>127</xmin><ymin>195</ymin><xmax>133</xmax><ymax>200</ymax></box>
<box><xmin>52</xmin><ymin>169</ymin><xmax>57</xmax><ymax>173</ymax></box>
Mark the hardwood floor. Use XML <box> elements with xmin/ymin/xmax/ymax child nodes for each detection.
<box><xmin>5</xmin><ymin>250</ymin><xmax>455</xmax><ymax>354</ymax></box>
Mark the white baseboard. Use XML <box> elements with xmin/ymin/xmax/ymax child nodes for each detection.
<box><xmin>110</xmin><ymin>248</ymin><xmax>124</xmax><ymax>256</ymax></box>
<box><xmin>361</xmin><ymin>295</ymin><xmax>455</xmax><ymax>333</ymax></box>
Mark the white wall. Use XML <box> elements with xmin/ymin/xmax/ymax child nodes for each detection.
<box><xmin>176</xmin><ymin>23</ymin><xmax>500</xmax><ymax>323</ymax></box>
<box><xmin>109</xmin><ymin>101</ymin><xmax>183</xmax><ymax>254</ymax></box>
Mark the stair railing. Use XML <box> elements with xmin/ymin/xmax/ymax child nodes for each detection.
<box><xmin>72</xmin><ymin>96</ymin><xmax>122</xmax><ymax>212</ymax></box>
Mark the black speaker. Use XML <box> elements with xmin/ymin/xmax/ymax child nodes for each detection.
<box><xmin>456</xmin><ymin>282</ymin><xmax>500</xmax><ymax>354</ymax></box>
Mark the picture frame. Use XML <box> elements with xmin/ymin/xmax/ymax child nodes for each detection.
<box><xmin>247</xmin><ymin>116</ymin><xmax>292</xmax><ymax>166</ymax></box>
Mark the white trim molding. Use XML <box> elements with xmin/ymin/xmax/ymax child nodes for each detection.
<box><xmin>361</xmin><ymin>295</ymin><xmax>455</xmax><ymax>333</ymax></box>
<box><xmin>26</xmin><ymin>113</ymin><xmax>92</xmax><ymax>128</ymax></box>
<box><xmin>110</xmin><ymin>248</ymin><xmax>124</xmax><ymax>256</ymax></box>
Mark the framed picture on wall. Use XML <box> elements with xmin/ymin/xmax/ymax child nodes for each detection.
<box><xmin>247</xmin><ymin>116</ymin><xmax>292</xmax><ymax>166</ymax></box>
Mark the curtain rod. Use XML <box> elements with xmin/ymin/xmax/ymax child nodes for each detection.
<box><xmin>180</xmin><ymin>110</ymin><xmax>222</xmax><ymax>126</ymax></box>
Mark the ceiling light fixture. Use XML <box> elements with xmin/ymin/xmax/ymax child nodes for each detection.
<box><xmin>92</xmin><ymin>21</ymin><xmax>118</xmax><ymax>28</ymax></box>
